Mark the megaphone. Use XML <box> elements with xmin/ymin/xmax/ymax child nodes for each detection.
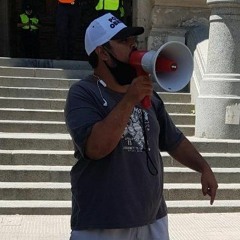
<box><xmin>129</xmin><ymin>41</ymin><xmax>193</xmax><ymax>108</ymax></box>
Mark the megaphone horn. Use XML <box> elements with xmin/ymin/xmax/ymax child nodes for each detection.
<box><xmin>129</xmin><ymin>41</ymin><xmax>193</xmax><ymax>109</ymax></box>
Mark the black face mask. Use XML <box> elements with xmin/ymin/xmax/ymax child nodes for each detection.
<box><xmin>104</xmin><ymin>52</ymin><xmax>137</xmax><ymax>86</ymax></box>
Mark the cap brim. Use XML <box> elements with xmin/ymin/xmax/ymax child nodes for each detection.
<box><xmin>111</xmin><ymin>27</ymin><xmax>144</xmax><ymax>40</ymax></box>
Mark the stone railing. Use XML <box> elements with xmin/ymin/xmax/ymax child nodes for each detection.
<box><xmin>195</xmin><ymin>0</ymin><xmax>240</xmax><ymax>139</ymax></box>
<box><xmin>185</xmin><ymin>19</ymin><xmax>209</xmax><ymax>104</ymax></box>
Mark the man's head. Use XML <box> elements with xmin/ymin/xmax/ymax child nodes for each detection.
<box><xmin>84</xmin><ymin>13</ymin><xmax>144</xmax><ymax>85</ymax></box>
<box><xmin>24</xmin><ymin>4</ymin><xmax>33</xmax><ymax>15</ymax></box>
<box><xmin>85</xmin><ymin>13</ymin><xmax>144</xmax><ymax>56</ymax></box>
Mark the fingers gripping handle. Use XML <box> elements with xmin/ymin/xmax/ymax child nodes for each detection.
<box><xmin>137</xmin><ymin>69</ymin><xmax>151</xmax><ymax>109</ymax></box>
<box><xmin>129</xmin><ymin>51</ymin><xmax>152</xmax><ymax>109</ymax></box>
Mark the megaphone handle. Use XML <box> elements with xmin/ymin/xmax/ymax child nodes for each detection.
<box><xmin>134</xmin><ymin>69</ymin><xmax>152</xmax><ymax>109</ymax></box>
<box><xmin>141</xmin><ymin>96</ymin><xmax>151</xmax><ymax>109</ymax></box>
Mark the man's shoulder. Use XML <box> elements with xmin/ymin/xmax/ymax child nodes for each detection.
<box><xmin>71</xmin><ymin>75</ymin><xmax>95</xmax><ymax>87</ymax></box>
<box><xmin>69</xmin><ymin>75</ymin><xmax>97</xmax><ymax>94</ymax></box>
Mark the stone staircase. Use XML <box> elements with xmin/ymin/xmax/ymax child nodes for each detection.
<box><xmin>0</xmin><ymin>57</ymin><xmax>240</xmax><ymax>215</ymax></box>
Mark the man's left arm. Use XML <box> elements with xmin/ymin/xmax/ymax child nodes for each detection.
<box><xmin>168</xmin><ymin>136</ymin><xmax>218</xmax><ymax>205</ymax></box>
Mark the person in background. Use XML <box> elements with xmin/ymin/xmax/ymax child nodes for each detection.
<box><xmin>17</xmin><ymin>4</ymin><xmax>40</xmax><ymax>58</ymax></box>
<box><xmin>95</xmin><ymin>0</ymin><xmax>125</xmax><ymax>21</ymax></box>
<box><xmin>56</xmin><ymin>0</ymin><xmax>81</xmax><ymax>60</ymax></box>
<box><xmin>65</xmin><ymin>13</ymin><xmax>218</xmax><ymax>240</ymax></box>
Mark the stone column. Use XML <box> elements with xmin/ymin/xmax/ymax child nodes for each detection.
<box><xmin>132</xmin><ymin>0</ymin><xmax>154</xmax><ymax>50</ymax></box>
<box><xmin>195</xmin><ymin>0</ymin><xmax>240</xmax><ymax>139</ymax></box>
<box><xmin>0</xmin><ymin>0</ymin><xmax>10</xmax><ymax>56</ymax></box>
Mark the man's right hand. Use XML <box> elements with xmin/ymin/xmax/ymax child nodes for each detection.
<box><xmin>125</xmin><ymin>75</ymin><xmax>153</xmax><ymax>106</ymax></box>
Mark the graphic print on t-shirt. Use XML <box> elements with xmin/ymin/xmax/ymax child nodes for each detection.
<box><xmin>122</xmin><ymin>107</ymin><xmax>150</xmax><ymax>152</ymax></box>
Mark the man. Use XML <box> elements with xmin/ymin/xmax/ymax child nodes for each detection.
<box><xmin>56</xmin><ymin>0</ymin><xmax>81</xmax><ymax>60</ymax></box>
<box><xmin>65</xmin><ymin>13</ymin><xmax>218</xmax><ymax>240</ymax></box>
<box><xmin>17</xmin><ymin>4</ymin><xmax>40</xmax><ymax>58</ymax></box>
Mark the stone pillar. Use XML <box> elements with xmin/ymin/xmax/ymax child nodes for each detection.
<box><xmin>132</xmin><ymin>0</ymin><xmax>154</xmax><ymax>50</ymax></box>
<box><xmin>195</xmin><ymin>0</ymin><xmax>240</xmax><ymax>139</ymax></box>
<box><xmin>0</xmin><ymin>0</ymin><xmax>10</xmax><ymax>56</ymax></box>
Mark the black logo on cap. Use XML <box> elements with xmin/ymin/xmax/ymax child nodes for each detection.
<box><xmin>108</xmin><ymin>16</ymin><xmax>122</xmax><ymax>29</ymax></box>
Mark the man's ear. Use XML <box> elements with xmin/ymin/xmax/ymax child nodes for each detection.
<box><xmin>95</xmin><ymin>46</ymin><xmax>109</xmax><ymax>61</ymax></box>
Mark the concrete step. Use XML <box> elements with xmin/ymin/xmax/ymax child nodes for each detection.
<box><xmin>0</xmin><ymin>86</ymin><xmax>192</xmax><ymax>104</ymax></box>
<box><xmin>0</xmin><ymin>200</ymin><xmax>239</xmax><ymax>215</ymax></box>
<box><xmin>167</xmin><ymin>200</ymin><xmax>240</xmax><ymax>213</ymax></box>
<box><xmin>0</xmin><ymin>86</ymin><xmax>69</xmax><ymax>99</ymax></box>
<box><xmin>0</xmin><ymin>108</ymin><xmax>64</xmax><ymax>121</ymax></box>
<box><xmin>0</xmin><ymin>109</ymin><xmax>195</xmax><ymax>125</ymax></box>
<box><xmin>0</xmin><ymin>200</ymin><xmax>71</xmax><ymax>215</ymax></box>
<box><xmin>0</xmin><ymin>120</ymin><xmax>67</xmax><ymax>133</ymax></box>
<box><xmin>0</xmin><ymin>120</ymin><xmax>194</xmax><ymax>136</ymax></box>
<box><xmin>0</xmin><ymin>97</ymin><xmax>194</xmax><ymax>113</ymax></box>
<box><xmin>0</xmin><ymin>182</ymin><xmax>70</xmax><ymax>200</ymax></box>
<box><xmin>1</xmin><ymin>133</ymin><xmax>239</xmax><ymax>152</ymax></box>
<box><xmin>0</xmin><ymin>165</ymin><xmax>238</xmax><ymax>183</ymax></box>
<box><xmin>0</xmin><ymin>151</ymin><xmax>171</xmax><ymax>167</ymax></box>
<box><xmin>0</xmin><ymin>150</ymin><xmax>239</xmax><ymax>168</ymax></box>
<box><xmin>0</xmin><ymin>66</ymin><xmax>92</xmax><ymax>79</ymax></box>
<box><xmin>0</xmin><ymin>97</ymin><xmax>65</xmax><ymax>110</ymax></box>
<box><xmin>0</xmin><ymin>76</ymin><xmax>76</xmax><ymax>88</ymax></box>
<box><xmin>157</xmin><ymin>92</ymin><xmax>191</xmax><ymax>103</ymax></box>
<box><xmin>0</xmin><ymin>166</ymin><xmax>71</xmax><ymax>182</ymax></box>
<box><xmin>167</xmin><ymin>153</ymin><xmax>240</xmax><ymax>168</ymax></box>
<box><xmin>188</xmin><ymin>137</ymin><xmax>240</xmax><ymax>153</ymax></box>
<box><xmin>0</xmin><ymin>150</ymin><xmax>76</xmax><ymax>166</ymax></box>
<box><xmin>0</xmin><ymin>183</ymin><xmax>239</xmax><ymax>201</ymax></box>
<box><xmin>0</xmin><ymin>57</ymin><xmax>91</xmax><ymax>69</ymax></box>
<box><xmin>164</xmin><ymin>183</ymin><xmax>240</xmax><ymax>201</ymax></box>
<box><xmin>170</xmin><ymin>113</ymin><xmax>195</xmax><ymax>125</ymax></box>
<box><xmin>0</xmin><ymin>133</ymin><xmax>72</xmax><ymax>150</ymax></box>
<box><xmin>164</xmin><ymin>167</ymin><xmax>240</xmax><ymax>183</ymax></box>
<box><xmin>167</xmin><ymin>103</ymin><xmax>194</xmax><ymax>114</ymax></box>
<box><xmin>175</xmin><ymin>125</ymin><xmax>195</xmax><ymax>136</ymax></box>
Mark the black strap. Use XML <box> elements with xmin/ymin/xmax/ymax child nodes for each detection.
<box><xmin>141</xmin><ymin>110</ymin><xmax>158</xmax><ymax>176</ymax></box>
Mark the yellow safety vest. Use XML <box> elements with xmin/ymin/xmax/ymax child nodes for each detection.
<box><xmin>20</xmin><ymin>13</ymin><xmax>39</xmax><ymax>30</ymax></box>
<box><xmin>58</xmin><ymin>0</ymin><xmax>75</xmax><ymax>3</ymax></box>
<box><xmin>96</xmin><ymin>0</ymin><xmax>119</xmax><ymax>11</ymax></box>
<box><xmin>95</xmin><ymin>0</ymin><xmax>124</xmax><ymax>17</ymax></box>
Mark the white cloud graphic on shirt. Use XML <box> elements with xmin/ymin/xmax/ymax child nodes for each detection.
<box><xmin>122</xmin><ymin>108</ymin><xmax>149</xmax><ymax>152</ymax></box>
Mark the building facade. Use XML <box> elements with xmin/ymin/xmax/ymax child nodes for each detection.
<box><xmin>1</xmin><ymin>0</ymin><xmax>210</xmax><ymax>59</ymax></box>
<box><xmin>1</xmin><ymin>0</ymin><xmax>240</xmax><ymax>139</ymax></box>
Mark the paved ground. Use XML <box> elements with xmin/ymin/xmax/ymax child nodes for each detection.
<box><xmin>169</xmin><ymin>213</ymin><xmax>240</xmax><ymax>240</ymax></box>
<box><xmin>0</xmin><ymin>213</ymin><xmax>239</xmax><ymax>240</ymax></box>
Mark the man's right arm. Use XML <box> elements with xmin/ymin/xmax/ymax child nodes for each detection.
<box><xmin>85</xmin><ymin>94</ymin><xmax>135</xmax><ymax>159</ymax></box>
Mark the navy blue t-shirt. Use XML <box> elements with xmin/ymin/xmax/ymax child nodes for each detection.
<box><xmin>64</xmin><ymin>76</ymin><xmax>183</xmax><ymax>230</ymax></box>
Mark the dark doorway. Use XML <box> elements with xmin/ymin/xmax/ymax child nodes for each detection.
<box><xmin>11</xmin><ymin>0</ymin><xmax>133</xmax><ymax>60</ymax></box>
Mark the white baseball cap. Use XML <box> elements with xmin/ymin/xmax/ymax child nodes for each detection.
<box><xmin>85</xmin><ymin>13</ymin><xmax>144</xmax><ymax>55</ymax></box>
